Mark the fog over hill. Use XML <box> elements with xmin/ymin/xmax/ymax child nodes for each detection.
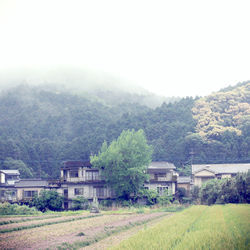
<box><xmin>0</xmin><ymin>67</ymin><xmax>180</xmax><ymax>108</ymax></box>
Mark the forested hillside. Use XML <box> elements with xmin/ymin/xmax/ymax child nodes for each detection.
<box><xmin>0</xmin><ymin>82</ymin><xmax>249</xmax><ymax>178</ymax></box>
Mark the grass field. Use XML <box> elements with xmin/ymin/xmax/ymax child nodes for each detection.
<box><xmin>113</xmin><ymin>204</ymin><xmax>250</xmax><ymax>250</ymax></box>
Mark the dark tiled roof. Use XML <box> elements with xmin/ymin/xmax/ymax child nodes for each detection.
<box><xmin>62</xmin><ymin>161</ymin><xmax>92</xmax><ymax>169</ymax></box>
<box><xmin>192</xmin><ymin>163</ymin><xmax>250</xmax><ymax>174</ymax></box>
<box><xmin>177</xmin><ymin>176</ymin><xmax>191</xmax><ymax>184</ymax></box>
<box><xmin>15</xmin><ymin>179</ymin><xmax>48</xmax><ymax>188</ymax></box>
<box><xmin>148</xmin><ymin>162</ymin><xmax>176</xmax><ymax>169</ymax></box>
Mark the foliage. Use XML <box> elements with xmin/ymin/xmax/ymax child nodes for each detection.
<box><xmin>176</xmin><ymin>187</ymin><xmax>188</xmax><ymax>203</ymax></box>
<box><xmin>99</xmin><ymin>199</ymin><xmax>113</xmax><ymax>208</ymax></box>
<box><xmin>138</xmin><ymin>189</ymin><xmax>159</xmax><ymax>205</ymax></box>
<box><xmin>0</xmin><ymin>82</ymin><xmax>249</xmax><ymax>178</ymax></box>
<box><xmin>2</xmin><ymin>157</ymin><xmax>33</xmax><ymax>178</ymax></box>
<box><xmin>157</xmin><ymin>190</ymin><xmax>174</xmax><ymax>206</ymax></box>
<box><xmin>190</xmin><ymin>185</ymin><xmax>200</xmax><ymax>203</ymax></box>
<box><xmin>0</xmin><ymin>202</ymin><xmax>39</xmax><ymax>215</ymax></box>
<box><xmin>30</xmin><ymin>190</ymin><xmax>63</xmax><ymax>212</ymax></box>
<box><xmin>72</xmin><ymin>196</ymin><xmax>89</xmax><ymax>210</ymax></box>
<box><xmin>91</xmin><ymin>129</ymin><xmax>153</xmax><ymax>199</ymax></box>
<box><xmin>196</xmin><ymin>171</ymin><xmax>250</xmax><ymax>205</ymax></box>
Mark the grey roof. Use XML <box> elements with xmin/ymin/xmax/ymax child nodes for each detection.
<box><xmin>177</xmin><ymin>176</ymin><xmax>191</xmax><ymax>184</ymax></box>
<box><xmin>192</xmin><ymin>163</ymin><xmax>250</xmax><ymax>175</ymax></box>
<box><xmin>0</xmin><ymin>170</ymin><xmax>20</xmax><ymax>175</ymax></box>
<box><xmin>148</xmin><ymin>162</ymin><xmax>176</xmax><ymax>169</ymax></box>
<box><xmin>15</xmin><ymin>179</ymin><xmax>48</xmax><ymax>188</ymax></box>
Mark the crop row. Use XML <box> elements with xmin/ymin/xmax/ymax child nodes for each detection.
<box><xmin>0</xmin><ymin>214</ymin><xmax>103</xmax><ymax>234</ymax></box>
<box><xmin>56</xmin><ymin>213</ymin><xmax>168</xmax><ymax>249</ymax></box>
<box><xmin>112</xmin><ymin>204</ymin><xmax>250</xmax><ymax>250</ymax></box>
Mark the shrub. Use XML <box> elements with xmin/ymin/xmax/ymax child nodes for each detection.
<box><xmin>30</xmin><ymin>190</ymin><xmax>63</xmax><ymax>212</ymax></box>
<box><xmin>72</xmin><ymin>196</ymin><xmax>89</xmax><ymax>210</ymax></box>
<box><xmin>99</xmin><ymin>199</ymin><xmax>113</xmax><ymax>208</ymax></box>
<box><xmin>198</xmin><ymin>171</ymin><xmax>250</xmax><ymax>205</ymax></box>
<box><xmin>0</xmin><ymin>202</ymin><xmax>39</xmax><ymax>215</ymax></box>
<box><xmin>158</xmin><ymin>190</ymin><xmax>173</xmax><ymax>206</ymax></box>
<box><xmin>176</xmin><ymin>187</ymin><xmax>188</xmax><ymax>203</ymax></box>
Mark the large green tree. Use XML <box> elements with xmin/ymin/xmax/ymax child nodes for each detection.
<box><xmin>91</xmin><ymin>129</ymin><xmax>153</xmax><ymax>199</ymax></box>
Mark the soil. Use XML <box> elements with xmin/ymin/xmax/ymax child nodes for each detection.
<box><xmin>0</xmin><ymin>212</ymin><xmax>171</xmax><ymax>250</ymax></box>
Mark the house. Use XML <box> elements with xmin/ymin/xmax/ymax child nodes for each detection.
<box><xmin>192</xmin><ymin>163</ymin><xmax>250</xmax><ymax>187</ymax></box>
<box><xmin>60</xmin><ymin>161</ymin><xmax>114</xmax><ymax>209</ymax></box>
<box><xmin>0</xmin><ymin>161</ymin><xmax>178</xmax><ymax>209</ymax></box>
<box><xmin>177</xmin><ymin>176</ymin><xmax>191</xmax><ymax>194</ymax></box>
<box><xmin>144</xmin><ymin>162</ymin><xmax>178</xmax><ymax>195</ymax></box>
<box><xmin>15</xmin><ymin>179</ymin><xmax>49</xmax><ymax>201</ymax></box>
<box><xmin>0</xmin><ymin>170</ymin><xmax>20</xmax><ymax>202</ymax></box>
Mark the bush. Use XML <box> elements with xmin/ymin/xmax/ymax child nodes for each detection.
<box><xmin>198</xmin><ymin>171</ymin><xmax>250</xmax><ymax>205</ymax></box>
<box><xmin>136</xmin><ymin>189</ymin><xmax>159</xmax><ymax>205</ymax></box>
<box><xmin>176</xmin><ymin>187</ymin><xmax>188</xmax><ymax>203</ymax></box>
<box><xmin>99</xmin><ymin>199</ymin><xmax>113</xmax><ymax>208</ymax></box>
<box><xmin>0</xmin><ymin>202</ymin><xmax>39</xmax><ymax>215</ymax></box>
<box><xmin>72</xmin><ymin>196</ymin><xmax>89</xmax><ymax>210</ymax></box>
<box><xmin>157</xmin><ymin>190</ymin><xmax>173</xmax><ymax>206</ymax></box>
<box><xmin>30</xmin><ymin>190</ymin><xmax>63</xmax><ymax>212</ymax></box>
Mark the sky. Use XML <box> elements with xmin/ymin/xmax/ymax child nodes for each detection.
<box><xmin>0</xmin><ymin>0</ymin><xmax>249</xmax><ymax>97</ymax></box>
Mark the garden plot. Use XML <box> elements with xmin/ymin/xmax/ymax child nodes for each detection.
<box><xmin>0</xmin><ymin>211</ymin><xmax>168</xmax><ymax>249</ymax></box>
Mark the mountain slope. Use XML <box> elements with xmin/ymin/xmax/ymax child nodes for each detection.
<box><xmin>0</xmin><ymin>81</ymin><xmax>249</xmax><ymax>178</ymax></box>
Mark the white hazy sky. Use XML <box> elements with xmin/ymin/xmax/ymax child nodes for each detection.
<box><xmin>0</xmin><ymin>0</ymin><xmax>249</xmax><ymax>97</ymax></box>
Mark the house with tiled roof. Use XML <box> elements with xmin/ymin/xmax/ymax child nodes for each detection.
<box><xmin>177</xmin><ymin>176</ymin><xmax>192</xmax><ymax>194</ymax></box>
<box><xmin>15</xmin><ymin>179</ymin><xmax>49</xmax><ymax>200</ymax></box>
<box><xmin>0</xmin><ymin>170</ymin><xmax>20</xmax><ymax>202</ymax></box>
<box><xmin>192</xmin><ymin>163</ymin><xmax>250</xmax><ymax>187</ymax></box>
<box><xmin>0</xmin><ymin>161</ymin><xmax>178</xmax><ymax>209</ymax></box>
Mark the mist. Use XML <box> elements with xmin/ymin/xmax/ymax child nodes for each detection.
<box><xmin>0</xmin><ymin>67</ymin><xmax>145</xmax><ymax>93</ymax></box>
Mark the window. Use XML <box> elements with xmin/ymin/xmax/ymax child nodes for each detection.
<box><xmin>86</xmin><ymin>170</ymin><xmax>99</xmax><ymax>181</ymax></box>
<box><xmin>74</xmin><ymin>188</ymin><xmax>84</xmax><ymax>196</ymax></box>
<box><xmin>69</xmin><ymin>170</ymin><xmax>78</xmax><ymax>178</ymax></box>
<box><xmin>95</xmin><ymin>187</ymin><xmax>105</xmax><ymax>197</ymax></box>
<box><xmin>23</xmin><ymin>190</ymin><xmax>38</xmax><ymax>198</ymax></box>
<box><xmin>157</xmin><ymin>186</ymin><xmax>168</xmax><ymax>195</ymax></box>
<box><xmin>7</xmin><ymin>175</ymin><xmax>18</xmax><ymax>180</ymax></box>
<box><xmin>0</xmin><ymin>190</ymin><xmax>5</xmax><ymax>198</ymax></box>
<box><xmin>92</xmin><ymin>171</ymin><xmax>99</xmax><ymax>180</ymax></box>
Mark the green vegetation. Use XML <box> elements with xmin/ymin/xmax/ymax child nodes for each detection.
<box><xmin>194</xmin><ymin>171</ymin><xmax>250</xmax><ymax>205</ymax></box>
<box><xmin>30</xmin><ymin>190</ymin><xmax>64</xmax><ymax>212</ymax></box>
<box><xmin>113</xmin><ymin>204</ymin><xmax>250</xmax><ymax>250</ymax></box>
<box><xmin>0</xmin><ymin>202</ymin><xmax>40</xmax><ymax>215</ymax></box>
<box><xmin>0</xmin><ymin>82</ymin><xmax>249</xmax><ymax>178</ymax></box>
<box><xmin>91</xmin><ymin>129</ymin><xmax>152</xmax><ymax>199</ymax></box>
<box><xmin>72</xmin><ymin>196</ymin><xmax>89</xmax><ymax>210</ymax></box>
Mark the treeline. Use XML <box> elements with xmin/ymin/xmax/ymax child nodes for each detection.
<box><xmin>0</xmin><ymin>82</ymin><xmax>249</xmax><ymax>178</ymax></box>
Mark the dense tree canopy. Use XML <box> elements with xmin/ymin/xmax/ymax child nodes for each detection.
<box><xmin>0</xmin><ymin>82</ymin><xmax>249</xmax><ymax>178</ymax></box>
<box><xmin>90</xmin><ymin>129</ymin><xmax>153</xmax><ymax>199</ymax></box>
